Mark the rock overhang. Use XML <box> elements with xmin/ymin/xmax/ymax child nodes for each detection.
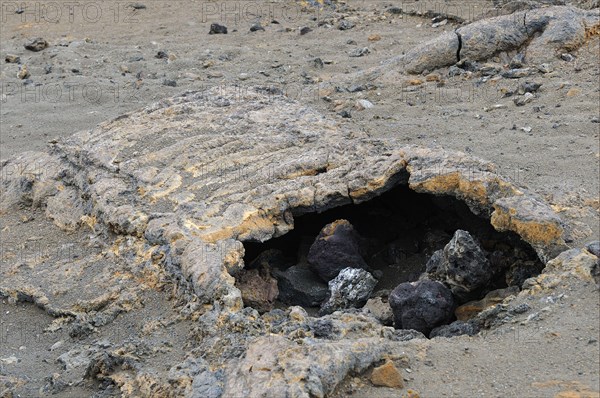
<box><xmin>0</xmin><ymin>87</ymin><xmax>568</xmax><ymax>309</ymax></box>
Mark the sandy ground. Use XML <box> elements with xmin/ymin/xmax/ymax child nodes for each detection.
<box><xmin>1</xmin><ymin>0</ymin><xmax>599</xmax><ymax>397</ymax></box>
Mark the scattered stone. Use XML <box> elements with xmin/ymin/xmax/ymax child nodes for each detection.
<box><xmin>238</xmin><ymin>73</ymin><xmax>249</xmax><ymax>81</ymax></box>
<box><xmin>348</xmin><ymin>47</ymin><xmax>370</xmax><ymax>57</ymax></box>
<box><xmin>509</xmin><ymin>53</ymin><xmax>526</xmax><ymax>69</ymax></box>
<box><xmin>520</xmin><ymin>126</ymin><xmax>532</xmax><ymax>133</ymax></box>
<box><xmin>236</xmin><ymin>268</ymin><xmax>279</xmax><ymax>313</ymax></box>
<box><xmin>155</xmin><ymin>50</ymin><xmax>168</xmax><ymax>59</ymax></box>
<box><xmin>427</xmin><ymin>230</ymin><xmax>491</xmax><ymax>300</ymax></box>
<box><xmin>17</xmin><ymin>65</ymin><xmax>30</xmax><ymax>79</ymax></box>
<box><xmin>308</xmin><ymin>219</ymin><xmax>368</xmax><ymax>281</ymax></box>
<box><xmin>479</xmin><ymin>63</ymin><xmax>501</xmax><ymax>76</ymax></box>
<box><xmin>162</xmin><ymin>79</ymin><xmax>177</xmax><ymax>87</ymax></box>
<box><xmin>346</xmin><ymin>39</ymin><xmax>357</xmax><ymax>45</ymax></box>
<box><xmin>514</xmin><ymin>92</ymin><xmax>535</xmax><ymax>106</ymax></box>
<box><xmin>510</xmin><ymin>303</ymin><xmax>531</xmax><ymax>314</ymax></box>
<box><xmin>425</xmin><ymin>73</ymin><xmax>441</xmax><ymax>82</ymax></box>
<box><xmin>389</xmin><ymin>280</ymin><xmax>455</xmax><ymax>335</ymax></box>
<box><xmin>430</xmin><ymin>320</ymin><xmax>479</xmax><ymax>337</ymax></box>
<box><xmin>370</xmin><ymin>360</ymin><xmax>404</xmax><ymax>389</ymax></box>
<box><xmin>502</xmin><ymin>68</ymin><xmax>533</xmax><ymax>78</ymax></box>
<box><xmin>518</xmin><ymin>81</ymin><xmax>542</xmax><ymax>94</ymax></box>
<box><xmin>300</xmin><ymin>27</ymin><xmax>312</xmax><ymax>35</ymax></box>
<box><xmin>387</xmin><ymin>6</ymin><xmax>402</xmax><ymax>15</ymax></box>
<box><xmin>538</xmin><ymin>63</ymin><xmax>554</xmax><ymax>73</ymax></box>
<box><xmin>250</xmin><ymin>23</ymin><xmax>265</xmax><ymax>32</ymax></box>
<box><xmin>338</xmin><ymin>110</ymin><xmax>352</xmax><ymax>118</ymax></box>
<box><xmin>368</xmin><ymin>34</ymin><xmax>381</xmax><ymax>42</ymax></box>
<box><xmin>320</xmin><ymin>267</ymin><xmax>377</xmax><ymax>315</ymax></box>
<box><xmin>363</xmin><ymin>297</ymin><xmax>394</xmax><ymax>326</ymax></box>
<box><xmin>274</xmin><ymin>265</ymin><xmax>328</xmax><ymax>307</ymax></box>
<box><xmin>209</xmin><ymin>23</ymin><xmax>228</xmax><ymax>34</ymax></box>
<box><xmin>591</xmin><ymin>117</ymin><xmax>600</xmax><ymax>124</ymax></box>
<box><xmin>560</xmin><ymin>53</ymin><xmax>575</xmax><ymax>62</ymax></box>
<box><xmin>130</xmin><ymin>3</ymin><xmax>146</xmax><ymax>9</ymax></box>
<box><xmin>5</xmin><ymin>54</ymin><xmax>20</xmax><ymax>63</ymax></box>
<box><xmin>348</xmin><ymin>84</ymin><xmax>366</xmax><ymax>92</ymax></box>
<box><xmin>432</xmin><ymin>19</ymin><xmax>448</xmax><ymax>28</ymax></box>
<box><xmin>484</xmin><ymin>104</ymin><xmax>508</xmax><ymax>112</ymax></box>
<box><xmin>312</xmin><ymin>57</ymin><xmax>324</xmax><ymax>69</ymax></box>
<box><xmin>338</xmin><ymin>20</ymin><xmax>355</xmax><ymax>30</ymax></box>
<box><xmin>24</xmin><ymin>37</ymin><xmax>48</xmax><ymax>52</ymax></box>
<box><xmin>585</xmin><ymin>241</ymin><xmax>600</xmax><ymax>257</ymax></box>
<box><xmin>129</xmin><ymin>55</ymin><xmax>144</xmax><ymax>62</ymax></box>
<box><xmin>355</xmin><ymin>99</ymin><xmax>374</xmax><ymax>110</ymax></box>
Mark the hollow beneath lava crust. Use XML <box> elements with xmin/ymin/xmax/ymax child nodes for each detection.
<box><xmin>239</xmin><ymin>184</ymin><xmax>543</xmax><ymax>332</ymax></box>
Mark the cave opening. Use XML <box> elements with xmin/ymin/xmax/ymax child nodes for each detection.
<box><xmin>236</xmin><ymin>184</ymin><xmax>543</xmax><ymax>337</ymax></box>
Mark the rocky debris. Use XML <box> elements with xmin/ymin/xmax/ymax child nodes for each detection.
<box><xmin>585</xmin><ymin>241</ymin><xmax>600</xmax><ymax>257</ymax></box>
<box><xmin>5</xmin><ymin>54</ymin><xmax>20</xmax><ymax>63</ymax></box>
<box><xmin>308</xmin><ymin>220</ymin><xmax>368</xmax><ymax>281</ymax></box>
<box><xmin>163</xmin><ymin>79</ymin><xmax>177</xmax><ymax>87</ymax></box>
<box><xmin>209</xmin><ymin>23</ymin><xmax>228</xmax><ymax>34</ymax></box>
<box><xmin>509</xmin><ymin>53</ymin><xmax>526</xmax><ymax>68</ymax></box>
<box><xmin>387</xmin><ymin>6</ymin><xmax>402</xmax><ymax>15</ymax></box>
<box><xmin>349</xmin><ymin>47</ymin><xmax>370</xmax><ymax>57</ymax></box>
<box><xmin>24</xmin><ymin>37</ymin><xmax>48</xmax><ymax>52</ymax></box>
<box><xmin>519</xmin><ymin>81</ymin><xmax>542</xmax><ymax>94</ymax></box>
<box><xmin>560</xmin><ymin>53</ymin><xmax>576</xmax><ymax>61</ymax></box>
<box><xmin>338</xmin><ymin>20</ymin><xmax>355</xmax><ymax>30</ymax></box>
<box><xmin>426</xmin><ymin>230</ymin><xmax>491</xmax><ymax>300</ymax></box>
<box><xmin>236</xmin><ymin>268</ymin><xmax>279</xmax><ymax>313</ymax></box>
<box><xmin>16</xmin><ymin>65</ymin><xmax>30</xmax><ymax>79</ymax></box>
<box><xmin>430</xmin><ymin>320</ymin><xmax>479</xmax><ymax>338</ymax></box>
<box><xmin>389</xmin><ymin>280</ymin><xmax>455</xmax><ymax>335</ymax></box>
<box><xmin>155</xmin><ymin>50</ymin><xmax>168</xmax><ymax>59</ymax></box>
<box><xmin>514</xmin><ymin>92</ymin><xmax>535</xmax><ymax>106</ymax></box>
<box><xmin>363</xmin><ymin>297</ymin><xmax>394</xmax><ymax>326</ymax></box>
<box><xmin>379</xmin><ymin>6</ymin><xmax>599</xmax><ymax>74</ymax></box>
<box><xmin>250</xmin><ymin>23</ymin><xmax>265</xmax><ymax>32</ymax></box>
<box><xmin>370</xmin><ymin>360</ymin><xmax>404</xmax><ymax>389</ymax></box>
<box><xmin>538</xmin><ymin>63</ymin><xmax>554</xmax><ymax>73</ymax></box>
<box><xmin>300</xmin><ymin>26</ymin><xmax>312</xmax><ymax>35</ymax></box>
<box><xmin>502</xmin><ymin>68</ymin><xmax>534</xmax><ymax>78</ymax></box>
<box><xmin>506</xmin><ymin>260</ymin><xmax>544</xmax><ymax>287</ymax></box>
<box><xmin>320</xmin><ymin>267</ymin><xmax>377</xmax><ymax>315</ymax></box>
<box><xmin>274</xmin><ymin>264</ymin><xmax>328</xmax><ymax>307</ymax></box>
<box><xmin>355</xmin><ymin>99</ymin><xmax>374</xmax><ymax>110</ymax></box>
<box><xmin>455</xmin><ymin>286</ymin><xmax>519</xmax><ymax>320</ymax></box>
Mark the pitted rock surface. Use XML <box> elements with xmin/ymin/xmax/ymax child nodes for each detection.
<box><xmin>0</xmin><ymin>86</ymin><xmax>575</xmax><ymax>397</ymax></box>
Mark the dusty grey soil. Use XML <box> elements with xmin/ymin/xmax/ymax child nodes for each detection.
<box><xmin>1</xmin><ymin>0</ymin><xmax>599</xmax><ymax>397</ymax></box>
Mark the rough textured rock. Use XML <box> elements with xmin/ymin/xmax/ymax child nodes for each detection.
<box><xmin>370</xmin><ymin>360</ymin><xmax>404</xmax><ymax>389</ymax></box>
<box><xmin>274</xmin><ymin>264</ymin><xmax>328</xmax><ymax>307</ymax></box>
<box><xmin>235</xmin><ymin>268</ymin><xmax>279</xmax><ymax>313</ymax></box>
<box><xmin>0</xmin><ymin>86</ymin><xmax>574</xmax><ymax>397</ymax></box>
<box><xmin>430</xmin><ymin>320</ymin><xmax>480</xmax><ymax>338</ymax></box>
<box><xmin>363</xmin><ymin>297</ymin><xmax>394</xmax><ymax>326</ymax></box>
<box><xmin>389</xmin><ymin>280</ymin><xmax>455</xmax><ymax>335</ymax></box>
<box><xmin>377</xmin><ymin>6</ymin><xmax>599</xmax><ymax>74</ymax></box>
<box><xmin>585</xmin><ymin>241</ymin><xmax>600</xmax><ymax>257</ymax></box>
<box><xmin>320</xmin><ymin>268</ymin><xmax>377</xmax><ymax>315</ymax></box>
<box><xmin>427</xmin><ymin>230</ymin><xmax>492</xmax><ymax>300</ymax></box>
<box><xmin>308</xmin><ymin>220</ymin><xmax>368</xmax><ymax>281</ymax></box>
<box><xmin>455</xmin><ymin>286</ymin><xmax>519</xmax><ymax>321</ymax></box>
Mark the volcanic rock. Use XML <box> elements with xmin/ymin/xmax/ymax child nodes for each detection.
<box><xmin>274</xmin><ymin>264</ymin><xmax>328</xmax><ymax>307</ymax></box>
<box><xmin>428</xmin><ymin>230</ymin><xmax>491</xmax><ymax>300</ymax></box>
<box><xmin>430</xmin><ymin>320</ymin><xmax>479</xmax><ymax>338</ymax></box>
<box><xmin>320</xmin><ymin>268</ymin><xmax>377</xmax><ymax>315</ymax></box>
<box><xmin>209</xmin><ymin>23</ymin><xmax>228</xmax><ymax>34</ymax></box>
<box><xmin>389</xmin><ymin>280</ymin><xmax>455</xmax><ymax>334</ymax></box>
<box><xmin>24</xmin><ymin>37</ymin><xmax>48</xmax><ymax>52</ymax></box>
<box><xmin>308</xmin><ymin>219</ymin><xmax>368</xmax><ymax>281</ymax></box>
<box><xmin>236</xmin><ymin>268</ymin><xmax>278</xmax><ymax>313</ymax></box>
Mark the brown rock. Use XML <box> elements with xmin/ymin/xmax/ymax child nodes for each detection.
<box><xmin>370</xmin><ymin>360</ymin><xmax>404</xmax><ymax>389</ymax></box>
<box><xmin>368</xmin><ymin>34</ymin><xmax>382</xmax><ymax>42</ymax></box>
<box><xmin>236</xmin><ymin>268</ymin><xmax>278</xmax><ymax>313</ymax></box>
<box><xmin>455</xmin><ymin>286</ymin><xmax>519</xmax><ymax>321</ymax></box>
